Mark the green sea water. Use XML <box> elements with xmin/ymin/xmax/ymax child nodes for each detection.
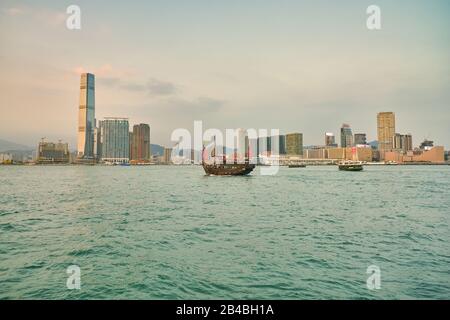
<box><xmin>0</xmin><ymin>165</ymin><xmax>449</xmax><ymax>299</ymax></box>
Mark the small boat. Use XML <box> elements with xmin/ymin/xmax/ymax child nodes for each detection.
<box><xmin>288</xmin><ymin>164</ymin><xmax>306</xmax><ymax>168</ymax></box>
<box><xmin>338</xmin><ymin>161</ymin><xmax>363</xmax><ymax>171</ymax></box>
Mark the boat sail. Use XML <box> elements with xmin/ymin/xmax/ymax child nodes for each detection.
<box><xmin>202</xmin><ymin>137</ymin><xmax>255</xmax><ymax>176</ymax></box>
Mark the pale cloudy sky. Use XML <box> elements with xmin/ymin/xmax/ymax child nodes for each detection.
<box><xmin>0</xmin><ymin>0</ymin><xmax>449</xmax><ymax>148</ymax></box>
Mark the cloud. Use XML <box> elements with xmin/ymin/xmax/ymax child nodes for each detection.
<box><xmin>120</xmin><ymin>83</ymin><xmax>146</xmax><ymax>92</ymax></box>
<box><xmin>147</xmin><ymin>78</ymin><xmax>178</xmax><ymax>96</ymax></box>
<box><xmin>156</xmin><ymin>96</ymin><xmax>225</xmax><ymax>115</ymax></box>
<box><xmin>3</xmin><ymin>7</ymin><xmax>25</xmax><ymax>16</ymax></box>
<box><xmin>95</xmin><ymin>75</ymin><xmax>179</xmax><ymax>96</ymax></box>
<box><xmin>2</xmin><ymin>5</ymin><xmax>66</xmax><ymax>26</ymax></box>
<box><xmin>97</xmin><ymin>77</ymin><xmax>121</xmax><ymax>87</ymax></box>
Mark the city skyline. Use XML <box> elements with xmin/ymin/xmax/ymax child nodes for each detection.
<box><xmin>0</xmin><ymin>1</ymin><xmax>449</xmax><ymax>149</ymax></box>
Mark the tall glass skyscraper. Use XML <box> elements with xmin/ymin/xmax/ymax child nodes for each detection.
<box><xmin>77</xmin><ymin>73</ymin><xmax>95</xmax><ymax>159</ymax></box>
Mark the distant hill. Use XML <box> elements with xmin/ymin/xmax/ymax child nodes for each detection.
<box><xmin>151</xmin><ymin>144</ymin><xmax>164</xmax><ymax>156</ymax></box>
<box><xmin>0</xmin><ymin>139</ymin><xmax>34</xmax><ymax>152</ymax></box>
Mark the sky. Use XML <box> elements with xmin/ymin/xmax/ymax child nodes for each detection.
<box><xmin>0</xmin><ymin>0</ymin><xmax>449</xmax><ymax>149</ymax></box>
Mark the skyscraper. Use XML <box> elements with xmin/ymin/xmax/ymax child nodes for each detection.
<box><xmin>325</xmin><ymin>132</ymin><xmax>336</xmax><ymax>147</ymax></box>
<box><xmin>377</xmin><ymin>112</ymin><xmax>395</xmax><ymax>160</ymax></box>
<box><xmin>277</xmin><ymin>135</ymin><xmax>286</xmax><ymax>155</ymax></box>
<box><xmin>354</xmin><ymin>133</ymin><xmax>367</xmax><ymax>145</ymax></box>
<box><xmin>340</xmin><ymin>124</ymin><xmax>353</xmax><ymax>148</ymax></box>
<box><xmin>100</xmin><ymin>117</ymin><xmax>130</xmax><ymax>164</ymax></box>
<box><xmin>403</xmin><ymin>134</ymin><xmax>413</xmax><ymax>152</ymax></box>
<box><xmin>131</xmin><ymin>124</ymin><xmax>151</xmax><ymax>162</ymax></box>
<box><xmin>93</xmin><ymin>125</ymin><xmax>102</xmax><ymax>159</ymax></box>
<box><xmin>286</xmin><ymin>133</ymin><xmax>303</xmax><ymax>155</ymax></box>
<box><xmin>77</xmin><ymin>73</ymin><xmax>95</xmax><ymax>159</ymax></box>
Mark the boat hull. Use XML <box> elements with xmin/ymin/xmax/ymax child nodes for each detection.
<box><xmin>203</xmin><ymin>163</ymin><xmax>255</xmax><ymax>176</ymax></box>
<box><xmin>338</xmin><ymin>164</ymin><xmax>363</xmax><ymax>171</ymax></box>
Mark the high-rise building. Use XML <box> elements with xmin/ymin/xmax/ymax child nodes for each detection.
<box><xmin>393</xmin><ymin>133</ymin><xmax>402</xmax><ymax>151</ymax></box>
<box><xmin>377</xmin><ymin>112</ymin><xmax>395</xmax><ymax>160</ymax></box>
<box><xmin>393</xmin><ymin>133</ymin><xmax>413</xmax><ymax>152</ymax></box>
<box><xmin>94</xmin><ymin>124</ymin><xmax>102</xmax><ymax>159</ymax></box>
<box><xmin>278</xmin><ymin>135</ymin><xmax>286</xmax><ymax>155</ymax></box>
<box><xmin>163</xmin><ymin>148</ymin><xmax>173</xmax><ymax>164</ymax></box>
<box><xmin>354</xmin><ymin>133</ymin><xmax>367</xmax><ymax>145</ymax></box>
<box><xmin>100</xmin><ymin>117</ymin><xmax>130</xmax><ymax>164</ymax></box>
<box><xmin>340</xmin><ymin>124</ymin><xmax>353</xmax><ymax>148</ymax></box>
<box><xmin>131</xmin><ymin>124</ymin><xmax>151</xmax><ymax>162</ymax></box>
<box><xmin>129</xmin><ymin>131</ymin><xmax>133</xmax><ymax>160</ymax></box>
<box><xmin>403</xmin><ymin>134</ymin><xmax>413</xmax><ymax>152</ymax></box>
<box><xmin>77</xmin><ymin>73</ymin><xmax>95</xmax><ymax>159</ymax></box>
<box><xmin>325</xmin><ymin>132</ymin><xmax>338</xmax><ymax>147</ymax></box>
<box><xmin>37</xmin><ymin>140</ymin><xmax>70</xmax><ymax>164</ymax></box>
<box><xmin>286</xmin><ymin>133</ymin><xmax>303</xmax><ymax>155</ymax></box>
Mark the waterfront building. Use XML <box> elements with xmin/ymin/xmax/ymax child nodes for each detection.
<box><xmin>94</xmin><ymin>124</ymin><xmax>102</xmax><ymax>159</ymax></box>
<box><xmin>385</xmin><ymin>146</ymin><xmax>444</xmax><ymax>164</ymax></box>
<box><xmin>163</xmin><ymin>148</ymin><xmax>173</xmax><ymax>164</ymax></box>
<box><xmin>354</xmin><ymin>133</ymin><xmax>367</xmax><ymax>146</ymax></box>
<box><xmin>340</xmin><ymin>124</ymin><xmax>353</xmax><ymax>148</ymax></box>
<box><xmin>304</xmin><ymin>146</ymin><xmax>327</xmax><ymax>159</ymax></box>
<box><xmin>0</xmin><ymin>153</ymin><xmax>13</xmax><ymax>164</ymax></box>
<box><xmin>352</xmin><ymin>146</ymin><xmax>373</xmax><ymax>162</ymax></box>
<box><xmin>131</xmin><ymin>124</ymin><xmax>151</xmax><ymax>162</ymax></box>
<box><xmin>286</xmin><ymin>133</ymin><xmax>303</xmax><ymax>156</ymax></box>
<box><xmin>377</xmin><ymin>112</ymin><xmax>395</xmax><ymax>160</ymax></box>
<box><xmin>327</xmin><ymin>147</ymin><xmax>346</xmax><ymax>160</ymax></box>
<box><xmin>77</xmin><ymin>73</ymin><xmax>95</xmax><ymax>159</ymax></box>
<box><xmin>100</xmin><ymin>118</ymin><xmax>130</xmax><ymax>164</ymax></box>
<box><xmin>129</xmin><ymin>131</ymin><xmax>133</xmax><ymax>161</ymax></box>
<box><xmin>37</xmin><ymin>140</ymin><xmax>70</xmax><ymax>164</ymax></box>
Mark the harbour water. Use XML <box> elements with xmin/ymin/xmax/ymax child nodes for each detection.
<box><xmin>0</xmin><ymin>165</ymin><xmax>449</xmax><ymax>299</ymax></box>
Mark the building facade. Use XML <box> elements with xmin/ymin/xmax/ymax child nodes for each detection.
<box><xmin>325</xmin><ymin>132</ymin><xmax>336</xmax><ymax>147</ymax></box>
<box><xmin>77</xmin><ymin>73</ymin><xmax>96</xmax><ymax>159</ymax></box>
<box><xmin>286</xmin><ymin>133</ymin><xmax>303</xmax><ymax>155</ymax></box>
<box><xmin>393</xmin><ymin>133</ymin><xmax>413</xmax><ymax>153</ymax></box>
<box><xmin>354</xmin><ymin>133</ymin><xmax>367</xmax><ymax>146</ymax></box>
<box><xmin>385</xmin><ymin>146</ymin><xmax>444</xmax><ymax>164</ymax></box>
<box><xmin>340</xmin><ymin>124</ymin><xmax>353</xmax><ymax>148</ymax></box>
<box><xmin>278</xmin><ymin>135</ymin><xmax>286</xmax><ymax>155</ymax></box>
<box><xmin>100</xmin><ymin>118</ymin><xmax>130</xmax><ymax>164</ymax></box>
<box><xmin>131</xmin><ymin>123</ymin><xmax>151</xmax><ymax>162</ymax></box>
<box><xmin>163</xmin><ymin>148</ymin><xmax>173</xmax><ymax>164</ymax></box>
<box><xmin>37</xmin><ymin>140</ymin><xmax>70</xmax><ymax>164</ymax></box>
<box><xmin>377</xmin><ymin>112</ymin><xmax>395</xmax><ymax>160</ymax></box>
